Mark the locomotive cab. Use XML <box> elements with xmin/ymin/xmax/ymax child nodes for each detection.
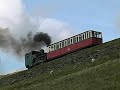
<box><xmin>25</xmin><ymin>49</ymin><xmax>47</xmax><ymax>69</ymax></box>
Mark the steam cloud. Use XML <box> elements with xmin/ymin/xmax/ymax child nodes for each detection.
<box><xmin>0</xmin><ymin>28</ymin><xmax>51</xmax><ymax>57</ymax></box>
<box><xmin>0</xmin><ymin>0</ymin><xmax>72</xmax><ymax>57</ymax></box>
<box><xmin>21</xmin><ymin>32</ymin><xmax>51</xmax><ymax>54</ymax></box>
<box><xmin>0</xmin><ymin>0</ymin><xmax>73</xmax><ymax>74</ymax></box>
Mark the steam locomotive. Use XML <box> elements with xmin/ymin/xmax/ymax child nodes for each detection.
<box><xmin>25</xmin><ymin>30</ymin><xmax>102</xmax><ymax>68</ymax></box>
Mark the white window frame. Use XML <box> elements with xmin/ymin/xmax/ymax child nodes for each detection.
<box><xmin>89</xmin><ymin>31</ymin><xmax>92</xmax><ymax>38</ymax></box>
<box><xmin>84</xmin><ymin>32</ymin><xmax>86</xmax><ymax>39</ymax></box>
<box><xmin>88</xmin><ymin>31</ymin><xmax>90</xmax><ymax>38</ymax></box>
<box><xmin>84</xmin><ymin>33</ymin><xmax>86</xmax><ymax>39</ymax></box>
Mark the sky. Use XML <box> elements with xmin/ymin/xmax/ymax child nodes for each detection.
<box><xmin>0</xmin><ymin>0</ymin><xmax>120</xmax><ymax>74</ymax></box>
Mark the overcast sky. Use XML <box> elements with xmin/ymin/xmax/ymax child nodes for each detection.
<box><xmin>0</xmin><ymin>0</ymin><xmax>120</xmax><ymax>74</ymax></box>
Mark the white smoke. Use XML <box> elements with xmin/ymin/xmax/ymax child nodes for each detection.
<box><xmin>0</xmin><ymin>0</ymin><xmax>73</xmax><ymax>74</ymax></box>
<box><xmin>0</xmin><ymin>0</ymin><xmax>39</xmax><ymax>40</ymax></box>
<box><xmin>0</xmin><ymin>0</ymin><xmax>72</xmax><ymax>44</ymax></box>
<box><xmin>0</xmin><ymin>0</ymin><xmax>24</xmax><ymax>31</ymax></box>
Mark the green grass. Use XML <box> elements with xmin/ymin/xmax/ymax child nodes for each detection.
<box><xmin>1</xmin><ymin>58</ymin><xmax>120</xmax><ymax>90</ymax></box>
<box><xmin>0</xmin><ymin>38</ymin><xmax>120</xmax><ymax>90</ymax></box>
<box><xmin>0</xmin><ymin>75</ymin><xmax>3</xmax><ymax>79</ymax></box>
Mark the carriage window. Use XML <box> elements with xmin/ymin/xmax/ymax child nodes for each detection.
<box><xmin>96</xmin><ymin>32</ymin><xmax>102</xmax><ymax>38</ymax></box>
<box><xmin>56</xmin><ymin>43</ymin><xmax>59</xmax><ymax>50</ymax></box>
<box><xmin>66</xmin><ymin>40</ymin><xmax>68</xmax><ymax>46</ymax></box>
<box><xmin>53</xmin><ymin>44</ymin><xmax>56</xmax><ymax>50</ymax></box>
<box><xmin>70</xmin><ymin>38</ymin><xmax>73</xmax><ymax>44</ymax></box>
<box><xmin>59</xmin><ymin>42</ymin><xmax>62</xmax><ymax>48</ymax></box>
<box><xmin>73</xmin><ymin>37</ymin><xmax>76</xmax><ymax>43</ymax></box>
<box><xmin>76</xmin><ymin>36</ymin><xmax>78</xmax><ymax>43</ymax></box>
<box><xmin>96</xmin><ymin>33</ymin><xmax>99</xmax><ymax>38</ymax></box>
<box><xmin>51</xmin><ymin>45</ymin><xmax>53</xmax><ymax>51</ymax></box>
<box><xmin>94</xmin><ymin>32</ymin><xmax>97</xmax><ymax>38</ymax></box>
<box><xmin>92</xmin><ymin>31</ymin><xmax>95</xmax><ymax>37</ymax></box>
<box><xmin>89</xmin><ymin>31</ymin><xmax>92</xmax><ymax>38</ymax></box>
<box><xmin>91</xmin><ymin>31</ymin><xmax>102</xmax><ymax>38</ymax></box>
<box><xmin>83</xmin><ymin>33</ymin><xmax>85</xmax><ymax>39</ymax></box>
<box><xmin>63</xmin><ymin>41</ymin><xmax>65</xmax><ymax>47</ymax></box>
<box><xmin>98</xmin><ymin>32</ymin><xmax>102</xmax><ymax>38</ymax></box>
<box><xmin>79</xmin><ymin>35</ymin><xmax>82</xmax><ymax>41</ymax></box>
<box><xmin>76</xmin><ymin>35</ymin><xmax>79</xmax><ymax>43</ymax></box>
<box><xmin>86</xmin><ymin>32</ymin><xmax>88</xmax><ymax>39</ymax></box>
<box><xmin>67</xmin><ymin>38</ymin><xmax>70</xmax><ymax>45</ymax></box>
<box><xmin>64</xmin><ymin>40</ymin><xmax>67</xmax><ymax>47</ymax></box>
<box><xmin>62</xmin><ymin>41</ymin><xmax>64</xmax><ymax>47</ymax></box>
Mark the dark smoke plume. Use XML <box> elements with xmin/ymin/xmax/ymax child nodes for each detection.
<box><xmin>21</xmin><ymin>32</ymin><xmax>51</xmax><ymax>53</ymax></box>
<box><xmin>34</xmin><ymin>32</ymin><xmax>51</xmax><ymax>45</ymax></box>
<box><xmin>0</xmin><ymin>28</ymin><xmax>51</xmax><ymax>57</ymax></box>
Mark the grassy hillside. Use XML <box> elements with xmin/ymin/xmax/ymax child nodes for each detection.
<box><xmin>0</xmin><ymin>38</ymin><xmax>120</xmax><ymax>90</ymax></box>
<box><xmin>0</xmin><ymin>75</ymin><xmax>3</xmax><ymax>79</ymax></box>
<box><xmin>0</xmin><ymin>58</ymin><xmax>120</xmax><ymax>90</ymax></box>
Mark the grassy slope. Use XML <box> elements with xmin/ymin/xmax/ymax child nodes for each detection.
<box><xmin>1</xmin><ymin>58</ymin><xmax>120</xmax><ymax>90</ymax></box>
<box><xmin>0</xmin><ymin>75</ymin><xmax>3</xmax><ymax>79</ymax></box>
<box><xmin>26</xmin><ymin>58</ymin><xmax>120</xmax><ymax>90</ymax></box>
<box><xmin>0</xmin><ymin>38</ymin><xmax>120</xmax><ymax>90</ymax></box>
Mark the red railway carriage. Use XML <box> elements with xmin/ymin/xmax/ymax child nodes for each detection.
<box><xmin>47</xmin><ymin>30</ymin><xmax>102</xmax><ymax>61</ymax></box>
